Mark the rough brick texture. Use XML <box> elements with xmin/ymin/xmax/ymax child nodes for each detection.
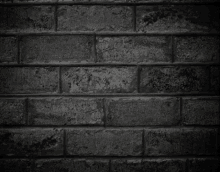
<box><xmin>0</xmin><ymin>1</ymin><xmax>219</xmax><ymax>171</ymax></box>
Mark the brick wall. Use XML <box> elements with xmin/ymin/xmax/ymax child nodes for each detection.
<box><xmin>0</xmin><ymin>0</ymin><xmax>219</xmax><ymax>172</ymax></box>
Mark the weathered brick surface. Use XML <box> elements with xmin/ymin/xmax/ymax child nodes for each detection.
<box><xmin>175</xmin><ymin>36</ymin><xmax>220</xmax><ymax>62</ymax></box>
<box><xmin>106</xmin><ymin>97</ymin><xmax>180</xmax><ymax>126</ymax></box>
<box><xmin>96</xmin><ymin>36</ymin><xmax>172</xmax><ymax>63</ymax></box>
<box><xmin>66</xmin><ymin>129</ymin><xmax>142</xmax><ymax>156</ymax></box>
<box><xmin>0</xmin><ymin>6</ymin><xmax>55</xmax><ymax>32</ymax></box>
<box><xmin>144</xmin><ymin>128</ymin><xmax>217</xmax><ymax>155</ymax></box>
<box><xmin>136</xmin><ymin>5</ymin><xmax>219</xmax><ymax>32</ymax></box>
<box><xmin>0</xmin><ymin>159</ymin><xmax>32</xmax><ymax>172</ymax></box>
<box><xmin>35</xmin><ymin>159</ymin><xmax>109</xmax><ymax>172</ymax></box>
<box><xmin>188</xmin><ymin>158</ymin><xmax>219</xmax><ymax>172</ymax></box>
<box><xmin>0</xmin><ymin>98</ymin><xmax>26</xmax><ymax>125</ymax></box>
<box><xmin>111</xmin><ymin>159</ymin><xmax>142</xmax><ymax>172</ymax></box>
<box><xmin>140</xmin><ymin>66</ymin><xmax>209</xmax><ymax>93</ymax></box>
<box><xmin>0</xmin><ymin>67</ymin><xmax>58</xmax><ymax>94</ymax></box>
<box><xmin>57</xmin><ymin>5</ymin><xmax>133</xmax><ymax>31</ymax></box>
<box><xmin>182</xmin><ymin>97</ymin><xmax>219</xmax><ymax>125</ymax></box>
<box><xmin>0</xmin><ymin>128</ymin><xmax>63</xmax><ymax>156</ymax></box>
<box><xmin>28</xmin><ymin>98</ymin><xmax>104</xmax><ymax>125</ymax></box>
<box><xmin>210</xmin><ymin>66</ymin><xmax>220</xmax><ymax>94</ymax></box>
<box><xmin>20</xmin><ymin>36</ymin><xmax>95</xmax><ymax>64</ymax></box>
<box><xmin>142</xmin><ymin>159</ymin><xmax>186</xmax><ymax>172</ymax></box>
<box><xmin>61</xmin><ymin>67</ymin><xmax>137</xmax><ymax>93</ymax></box>
<box><xmin>0</xmin><ymin>37</ymin><xmax>17</xmax><ymax>63</ymax></box>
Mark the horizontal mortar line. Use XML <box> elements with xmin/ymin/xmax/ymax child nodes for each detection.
<box><xmin>0</xmin><ymin>126</ymin><xmax>219</xmax><ymax>129</ymax></box>
<box><xmin>0</xmin><ymin>63</ymin><xmax>220</xmax><ymax>67</ymax></box>
<box><xmin>0</xmin><ymin>93</ymin><xmax>219</xmax><ymax>97</ymax></box>
<box><xmin>0</xmin><ymin>2</ymin><xmax>219</xmax><ymax>6</ymax></box>
<box><xmin>0</xmin><ymin>155</ymin><xmax>218</xmax><ymax>160</ymax></box>
<box><xmin>0</xmin><ymin>31</ymin><xmax>220</xmax><ymax>36</ymax></box>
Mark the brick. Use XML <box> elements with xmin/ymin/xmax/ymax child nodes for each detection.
<box><xmin>14</xmin><ymin>0</ymin><xmax>57</xmax><ymax>2</ymax></box>
<box><xmin>0</xmin><ymin>37</ymin><xmax>17</xmax><ymax>63</ymax></box>
<box><xmin>0</xmin><ymin>128</ymin><xmax>63</xmax><ymax>156</ymax></box>
<box><xmin>142</xmin><ymin>159</ymin><xmax>186</xmax><ymax>172</ymax></box>
<box><xmin>140</xmin><ymin>66</ymin><xmax>209</xmax><ymax>93</ymax></box>
<box><xmin>0</xmin><ymin>6</ymin><xmax>55</xmax><ymax>32</ymax></box>
<box><xmin>0</xmin><ymin>67</ymin><xmax>58</xmax><ymax>94</ymax></box>
<box><xmin>175</xmin><ymin>36</ymin><xmax>220</xmax><ymax>62</ymax></box>
<box><xmin>136</xmin><ymin>5</ymin><xmax>219</xmax><ymax>32</ymax></box>
<box><xmin>0</xmin><ymin>98</ymin><xmax>26</xmax><ymax>125</ymax></box>
<box><xmin>35</xmin><ymin>159</ymin><xmax>109</xmax><ymax>172</ymax></box>
<box><xmin>106</xmin><ymin>97</ymin><xmax>180</xmax><ymax>126</ymax></box>
<box><xmin>0</xmin><ymin>159</ymin><xmax>32</xmax><ymax>172</ymax></box>
<box><xmin>182</xmin><ymin>97</ymin><xmax>220</xmax><ymax>125</ymax></box>
<box><xmin>29</xmin><ymin>98</ymin><xmax>104</xmax><ymax>125</ymax></box>
<box><xmin>188</xmin><ymin>158</ymin><xmax>219</xmax><ymax>172</ymax></box>
<box><xmin>111</xmin><ymin>159</ymin><xmax>142</xmax><ymax>172</ymax></box>
<box><xmin>66</xmin><ymin>129</ymin><xmax>142</xmax><ymax>156</ymax></box>
<box><xmin>210</xmin><ymin>66</ymin><xmax>220</xmax><ymax>94</ymax></box>
<box><xmin>57</xmin><ymin>5</ymin><xmax>133</xmax><ymax>31</ymax></box>
<box><xmin>61</xmin><ymin>67</ymin><xmax>137</xmax><ymax>93</ymax></box>
<box><xmin>20</xmin><ymin>36</ymin><xmax>95</xmax><ymax>64</ymax></box>
<box><xmin>144</xmin><ymin>128</ymin><xmax>217</xmax><ymax>156</ymax></box>
<box><xmin>96</xmin><ymin>36</ymin><xmax>172</xmax><ymax>63</ymax></box>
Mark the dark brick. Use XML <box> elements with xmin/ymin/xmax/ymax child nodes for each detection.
<box><xmin>29</xmin><ymin>98</ymin><xmax>104</xmax><ymax>125</ymax></box>
<box><xmin>188</xmin><ymin>158</ymin><xmax>219</xmax><ymax>172</ymax></box>
<box><xmin>0</xmin><ymin>6</ymin><xmax>55</xmax><ymax>32</ymax></box>
<box><xmin>210</xmin><ymin>66</ymin><xmax>220</xmax><ymax>94</ymax></box>
<box><xmin>142</xmin><ymin>159</ymin><xmax>186</xmax><ymax>172</ymax></box>
<box><xmin>0</xmin><ymin>37</ymin><xmax>17</xmax><ymax>63</ymax></box>
<box><xmin>35</xmin><ymin>159</ymin><xmax>109</xmax><ymax>172</ymax></box>
<box><xmin>144</xmin><ymin>128</ymin><xmax>217</xmax><ymax>156</ymax></box>
<box><xmin>14</xmin><ymin>0</ymin><xmax>56</xmax><ymax>2</ymax></box>
<box><xmin>182</xmin><ymin>97</ymin><xmax>220</xmax><ymax>125</ymax></box>
<box><xmin>136</xmin><ymin>5</ymin><xmax>219</xmax><ymax>32</ymax></box>
<box><xmin>111</xmin><ymin>159</ymin><xmax>142</xmax><ymax>172</ymax></box>
<box><xmin>20</xmin><ymin>36</ymin><xmax>95</xmax><ymax>64</ymax></box>
<box><xmin>0</xmin><ymin>98</ymin><xmax>26</xmax><ymax>125</ymax></box>
<box><xmin>61</xmin><ymin>67</ymin><xmax>137</xmax><ymax>93</ymax></box>
<box><xmin>96</xmin><ymin>36</ymin><xmax>172</xmax><ymax>63</ymax></box>
<box><xmin>140</xmin><ymin>66</ymin><xmax>209</xmax><ymax>93</ymax></box>
<box><xmin>106</xmin><ymin>97</ymin><xmax>180</xmax><ymax>126</ymax></box>
<box><xmin>0</xmin><ymin>67</ymin><xmax>58</xmax><ymax>94</ymax></box>
<box><xmin>175</xmin><ymin>36</ymin><xmax>220</xmax><ymax>62</ymax></box>
<box><xmin>66</xmin><ymin>129</ymin><xmax>142</xmax><ymax>156</ymax></box>
<box><xmin>0</xmin><ymin>159</ymin><xmax>32</xmax><ymax>172</ymax></box>
<box><xmin>57</xmin><ymin>5</ymin><xmax>133</xmax><ymax>31</ymax></box>
<box><xmin>0</xmin><ymin>128</ymin><xmax>63</xmax><ymax>156</ymax></box>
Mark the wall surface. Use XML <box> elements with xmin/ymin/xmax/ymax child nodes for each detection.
<box><xmin>0</xmin><ymin>0</ymin><xmax>219</xmax><ymax>171</ymax></box>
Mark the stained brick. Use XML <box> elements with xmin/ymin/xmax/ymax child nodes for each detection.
<box><xmin>106</xmin><ymin>97</ymin><xmax>180</xmax><ymax>126</ymax></box>
<box><xmin>0</xmin><ymin>6</ymin><xmax>55</xmax><ymax>32</ymax></box>
<box><xmin>0</xmin><ymin>37</ymin><xmax>17</xmax><ymax>63</ymax></box>
<box><xmin>57</xmin><ymin>5</ymin><xmax>133</xmax><ymax>31</ymax></box>
<box><xmin>182</xmin><ymin>97</ymin><xmax>220</xmax><ymax>125</ymax></box>
<box><xmin>142</xmin><ymin>159</ymin><xmax>186</xmax><ymax>172</ymax></box>
<box><xmin>175</xmin><ymin>36</ymin><xmax>220</xmax><ymax>62</ymax></box>
<box><xmin>0</xmin><ymin>159</ymin><xmax>32</xmax><ymax>172</ymax></box>
<box><xmin>210</xmin><ymin>66</ymin><xmax>220</xmax><ymax>94</ymax></box>
<box><xmin>188</xmin><ymin>158</ymin><xmax>219</xmax><ymax>172</ymax></box>
<box><xmin>111</xmin><ymin>159</ymin><xmax>142</xmax><ymax>172</ymax></box>
<box><xmin>28</xmin><ymin>98</ymin><xmax>104</xmax><ymax>125</ymax></box>
<box><xmin>0</xmin><ymin>98</ymin><xmax>26</xmax><ymax>125</ymax></box>
<box><xmin>136</xmin><ymin>5</ymin><xmax>219</xmax><ymax>32</ymax></box>
<box><xmin>96</xmin><ymin>36</ymin><xmax>172</xmax><ymax>63</ymax></box>
<box><xmin>0</xmin><ymin>128</ymin><xmax>63</xmax><ymax>156</ymax></box>
<box><xmin>61</xmin><ymin>67</ymin><xmax>137</xmax><ymax>93</ymax></box>
<box><xmin>20</xmin><ymin>36</ymin><xmax>95</xmax><ymax>64</ymax></box>
<box><xmin>0</xmin><ymin>67</ymin><xmax>58</xmax><ymax>94</ymax></box>
<box><xmin>140</xmin><ymin>66</ymin><xmax>209</xmax><ymax>93</ymax></box>
<box><xmin>144</xmin><ymin>128</ymin><xmax>217</xmax><ymax>156</ymax></box>
<box><xmin>66</xmin><ymin>129</ymin><xmax>142</xmax><ymax>156</ymax></box>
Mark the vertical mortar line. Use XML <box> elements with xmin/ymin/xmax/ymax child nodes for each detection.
<box><xmin>58</xmin><ymin>66</ymin><xmax>62</xmax><ymax>94</ymax></box>
<box><xmin>93</xmin><ymin>33</ymin><xmax>98</xmax><ymax>63</ymax></box>
<box><xmin>103</xmin><ymin>98</ymin><xmax>107</xmax><ymax>128</ymax></box>
<box><xmin>142</xmin><ymin>129</ymin><xmax>145</xmax><ymax>156</ymax></box>
<box><xmin>185</xmin><ymin>158</ymin><xmax>189</xmax><ymax>172</ymax></box>
<box><xmin>133</xmin><ymin>5</ymin><xmax>136</xmax><ymax>32</ymax></box>
<box><xmin>17</xmin><ymin>35</ymin><xmax>20</xmax><ymax>64</ymax></box>
<box><xmin>179</xmin><ymin>97</ymin><xmax>183</xmax><ymax>126</ymax></box>
<box><xmin>25</xmin><ymin>98</ymin><xmax>29</xmax><ymax>126</ymax></box>
<box><xmin>137</xmin><ymin>65</ymin><xmax>141</xmax><ymax>93</ymax></box>
<box><xmin>109</xmin><ymin>159</ymin><xmax>111</xmax><ymax>172</ymax></box>
<box><xmin>171</xmin><ymin>35</ymin><xmax>175</xmax><ymax>63</ymax></box>
<box><xmin>208</xmin><ymin>65</ymin><xmax>211</xmax><ymax>92</ymax></box>
<box><xmin>54</xmin><ymin>2</ymin><xmax>58</xmax><ymax>32</ymax></box>
<box><xmin>63</xmin><ymin>129</ymin><xmax>67</xmax><ymax>157</ymax></box>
